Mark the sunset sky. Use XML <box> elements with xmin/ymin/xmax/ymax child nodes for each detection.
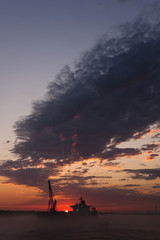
<box><xmin>1</xmin><ymin>0</ymin><xmax>160</xmax><ymax>212</ymax></box>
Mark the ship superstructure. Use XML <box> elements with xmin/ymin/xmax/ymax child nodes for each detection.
<box><xmin>70</xmin><ymin>197</ymin><xmax>92</xmax><ymax>215</ymax></box>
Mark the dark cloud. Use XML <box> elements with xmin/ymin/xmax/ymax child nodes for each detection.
<box><xmin>12</xmin><ymin>18</ymin><xmax>160</xmax><ymax>166</ymax></box>
<box><xmin>124</xmin><ymin>184</ymin><xmax>141</xmax><ymax>187</ymax></box>
<box><xmin>99</xmin><ymin>147</ymin><xmax>140</xmax><ymax>161</ymax></box>
<box><xmin>0</xmin><ymin>164</ymin><xmax>111</xmax><ymax>194</ymax></box>
<box><xmin>153</xmin><ymin>132</ymin><xmax>160</xmax><ymax>139</ymax></box>
<box><xmin>0</xmin><ymin>160</ymin><xmax>58</xmax><ymax>194</ymax></box>
<box><xmin>152</xmin><ymin>185</ymin><xmax>160</xmax><ymax>189</ymax></box>
<box><xmin>101</xmin><ymin>161</ymin><xmax>119</xmax><ymax>168</ymax></box>
<box><xmin>0</xmin><ymin>167</ymin><xmax>49</xmax><ymax>195</ymax></box>
<box><xmin>125</xmin><ymin>168</ymin><xmax>160</xmax><ymax>180</ymax></box>
<box><xmin>141</xmin><ymin>143</ymin><xmax>159</xmax><ymax>152</ymax></box>
<box><xmin>82</xmin><ymin>162</ymin><xmax>87</xmax><ymax>166</ymax></box>
<box><xmin>72</xmin><ymin>168</ymin><xmax>89</xmax><ymax>175</ymax></box>
<box><xmin>55</xmin><ymin>175</ymin><xmax>112</xmax><ymax>185</ymax></box>
<box><xmin>140</xmin><ymin>143</ymin><xmax>159</xmax><ymax>160</ymax></box>
<box><xmin>147</xmin><ymin>153</ymin><xmax>159</xmax><ymax>160</ymax></box>
<box><xmin>139</xmin><ymin>163</ymin><xmax>147</xmax><ymax>167</ymax></box>
<box><xmin>1</xmin><ymin>5</ymin><xmax>160</xmax><ymax>195</ymax></box>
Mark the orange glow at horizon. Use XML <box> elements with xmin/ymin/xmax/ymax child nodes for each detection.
<box><xmin>0</xmin><ymin>177</ymin><xmax>158</xmax><ymax>212</ymax></box>
<box><xmin>0</xmin><ymin>178</ymin><xmax>42</xmax><ymax>210</ymax></box>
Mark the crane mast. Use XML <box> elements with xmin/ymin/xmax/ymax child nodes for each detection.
<box><xmin>48</xmin><ymin>180</ymin><xmax>57</xmax><ymax>212</ymax></box>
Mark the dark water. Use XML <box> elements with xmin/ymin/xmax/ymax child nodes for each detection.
<box><xmin>0</xmin><ymin>214</ymin><xmax>160</xmax><ymax>240</ymax></box>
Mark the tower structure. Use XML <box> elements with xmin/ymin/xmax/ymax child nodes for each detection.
<box><xmin>48</xmin><ymin>180</ymin><xmax>57</xmax><ymax>212</ymax></box>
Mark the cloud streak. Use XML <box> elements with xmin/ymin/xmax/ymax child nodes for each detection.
<box><xmin>125</xmin><ymin>168</ymin><xmax>160</xmax><ymax>180</ymax></box>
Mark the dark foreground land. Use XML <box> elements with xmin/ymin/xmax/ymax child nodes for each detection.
<box><xmin>0</xmin><ymin>212</ymin><xmax>160</xmax><ymax>240</ymax></box>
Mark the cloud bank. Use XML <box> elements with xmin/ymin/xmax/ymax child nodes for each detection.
<box><xmin>11</xmin><ymin>19</ymin><xmax>160</xmax><ymax>166</ymax></box>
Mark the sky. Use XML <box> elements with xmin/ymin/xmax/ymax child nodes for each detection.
<box><xmin>1</xmin><ymin>0</ymin><xmax>160</xmax><ymax>212</ymax></box>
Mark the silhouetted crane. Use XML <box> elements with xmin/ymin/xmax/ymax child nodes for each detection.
<box><xmin>48</xmin><ymin>180</ymin><xmax>57</xmax><ymax>212</ymax></box>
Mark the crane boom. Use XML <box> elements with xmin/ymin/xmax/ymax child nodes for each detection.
<box><xmin>48</xmin><ymin>180</ymin><xmax>52</xmax><ymax>197</ymax></box>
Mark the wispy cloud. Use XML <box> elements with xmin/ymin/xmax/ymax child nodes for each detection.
<box><xmin>124</xmin><ymin>184</ymin><xmax>141</xmax><ymax>187</ymax></box>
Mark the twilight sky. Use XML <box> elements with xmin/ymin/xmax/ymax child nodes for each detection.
<box><xmin>1</xmin><ymin>0</ymin><xmax>160</xmax><ymax>212</ymax></box>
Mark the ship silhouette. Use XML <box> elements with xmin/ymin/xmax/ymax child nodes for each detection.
<box><xmin>47</xmin><ymin>180</ymin><xmax>97</xmax><ymax>216</ymax></box>
<box><xmin>70</xmin><ymin>197</ymin><xmax>97</xmax><ymax>215</ymax></box>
